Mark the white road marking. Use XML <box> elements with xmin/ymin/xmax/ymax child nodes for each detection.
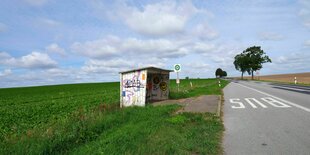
<box><xmin>245</xmin><ymin>98</ymin><xmax>267</xmax><ymax>108</ymax></box>
<box><xmin>230</xmin><ymin>98</ymin><xmax>245</xmax><ymax>108</ymax></box>
<box><xmin>235</xmin><ymin>82</ymin><xmax>310</xmax><ymax>112</ymax></box>
<box><xmin>244</xmin><ymin>98</ymin><xmax>257</xmax><ymax>108</ymax></box>
<box><xmin>261</xmin><ymin>97</ymin><xmax>291</xmax><ymax>108</ymax></box>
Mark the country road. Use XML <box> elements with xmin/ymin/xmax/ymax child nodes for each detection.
<box><xmin>223</xmin><ymin>80</ymin><xmax>310</xmax><ymax>155</ymax></box>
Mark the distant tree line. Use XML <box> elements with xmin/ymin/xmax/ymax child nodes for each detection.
<box><xmin>215</xmin><ymin>68</ymin><xmax>227</xmax><ymax>78</ymax></box>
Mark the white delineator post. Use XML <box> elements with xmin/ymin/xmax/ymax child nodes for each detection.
<box><xmin>218</xmin><ymin>80</ymin><xmax>221</xmax><ymax>87</ymax></box>
<box><xmin>294</xmin><ymin>77</ymin><xmax>297</xmax><ymax>84</ymax></box>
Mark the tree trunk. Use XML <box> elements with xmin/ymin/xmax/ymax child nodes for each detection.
<box><xmin>241</xmin><ymin>72</ymin><xmax>244</xmax><ymax>79</ymax></box>
<box><xmin>251</xmin><ymin>70</ymin><xmax>254</xmax><ymax>80</ymax></box>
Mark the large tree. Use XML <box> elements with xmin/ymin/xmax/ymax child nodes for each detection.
<box><xmin>233</xmin><ymin>53</ymin><xmax>250</xmax><ymax>79</ymax></box>
<box><xmin>234</xmin><ymin>46</ymin><xmax>271</xmax><ymax>80</ymax></box>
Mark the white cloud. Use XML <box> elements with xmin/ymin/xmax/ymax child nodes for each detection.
<box><xmin>71</xmin><ymin>37</ymin><xmax>120</xmax><ymax>59</ymax></box>
<box><xmin>304</xmin><ymin>40</ymin><xmax>310</xmax><ymax>47</ymax></box>
<box><xmin>124</xmin><ymin>1</ymin><xmax>198</xmax><ymax>36</ymax></box>
<box><xmin>259</xmin><ymin>32</ymin><xmax>284</xmax><ymax>41</ymax></box>
<box><xmin>0</xmin><ymin>69</ymin><xmax>12</xmax><ymax>77</ymax></box>
<box><xmin>0</xmin><ymin>52</ymin><xmax>57</xmax><ymax>69</ymax></box>
<box><xmin>82</xmin><ymin>59</ymin><xmax>132</xmax><ymax>74</ymax></box>
<box><xmin>269</xmin><ymin>52</ymin><xmax>310</xmax><ymax>71</ymax></box>
<box><xmin>81</xmin><ymin>56</ymin><xmax>167</xmax><ymax>74</ymax></box>
<box><xmin>0</xmin><ymin>23</ymin><xmax>7</xmax><ymax>33</ymax></box>
<box><xmin>45</xmin><ymin>43</ymin><xmax>66</xmax><ymax>56</ymax></box>
<box><xmin>71</xmin><ymin>36</ymin><xmax>189</xmax><ymax>59</ymax></box>
<box><xmin>93</xmin><ymin>0</ymin><xmax>208</xmax><ymax>36</ymax></box>
<box><xmin>192</xmin><ymin>23</ymin><xmax>219</xmax><ymax>40</ymax></box>
<box><xmin>24</xmin><ymin>0</ymin><xmax>48</xmax><ymax>6</ymax></box>
<box><xmin>192</xmin><ymin>42</ymin><xmax>216</xmax><ymax>54</ymax></box>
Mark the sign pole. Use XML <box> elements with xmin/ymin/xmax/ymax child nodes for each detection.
<box><xmin>174</xmin><ymin>64</ymin><xmax>181</xmax><ymax>93</ymax></box>
<box><xmin>177</xmin><ymin>72</ymin><xmax>179</xmax><ymax>92</ymax></box>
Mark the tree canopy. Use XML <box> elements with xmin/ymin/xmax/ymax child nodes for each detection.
<box><xmin>234</xmin><ymin>46</ymin><xmax>271</xmax><ymax>79</ymax></box>
<box><xmin>215</xmin><ymin>68</ymin><xmax>227</xmax><ymax>78</ymax></box>
<box><xmin>215</xmin><ymin>68</ymin><xmax>223</xmax><ymax>78</ymax></box>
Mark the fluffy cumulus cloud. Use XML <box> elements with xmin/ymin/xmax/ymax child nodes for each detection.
<box><xmin>0</xmin><ymin>51</ymin><xmax>57</xmax><ymax>69</ymax></box>
<box><xmin>93</xmin><ymin>0</ymin><xmax>207</xmax><ymax>36</ymax></box>
<box><xmin>45</xmin><ymin>43</ymin><xmax>66</xmax><ymax>56</ymax></box>
<box><xmin>123</xmin><ymin>1</ymin><xmax>199</xmax><ymax>36</ymax></box>
<box><xmin>71</xmin><ymin>35</ymin><xmax>189</xmax><ymax>60</ymax></box>
<box><xmin>258</xmin><ymin>32</ymin><xmax>284</xmax><ymax>41</ymax></box>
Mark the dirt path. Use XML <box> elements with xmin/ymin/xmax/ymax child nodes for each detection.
<box><xmin>152</xmin><ymin>95</ymin><xmax>220</xmax><ymax>114</ymax></box>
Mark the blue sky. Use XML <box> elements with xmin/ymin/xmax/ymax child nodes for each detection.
<box><xmin>0</xmin><ymin>0</ymin><xmax>310</xmax><ymax>88</ymax></box>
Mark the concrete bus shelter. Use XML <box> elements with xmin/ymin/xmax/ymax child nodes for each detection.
<box><xmin>120</xmin><ymin>67</ymin><xmax>173</xmax><ymax>107</ymax></box>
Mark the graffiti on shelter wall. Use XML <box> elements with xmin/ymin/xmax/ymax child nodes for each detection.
<box><xmin>148</xmin><ymin>73</ymin><xmax>169</xmax><ymax>100</ymax></box>
<box><xmin>121</xmin><ymin>70</ymin><xmax>147</xmax><ymax>107</ymax></box>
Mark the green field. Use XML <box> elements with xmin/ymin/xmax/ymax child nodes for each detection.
<box><xmin>0</xmin><ymin>78</ymin><xmax>228</xmax><ymax>154</ymax></box>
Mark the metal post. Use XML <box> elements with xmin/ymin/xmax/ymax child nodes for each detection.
<box><xmin>177</xmin><ymin>72</ymin><xmax>180</xmax><ymax>92</ymax></box>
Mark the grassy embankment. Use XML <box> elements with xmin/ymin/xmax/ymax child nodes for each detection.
<box><xmin>0</xmin><ymin>78</ymin><xmax>228</xmax><ymax>154</ymax></box>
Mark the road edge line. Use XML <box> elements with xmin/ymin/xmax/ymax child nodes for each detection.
<box><xmin>234</xmin><ymin>82</ymin><xmax>310</xmax><ymax>112</ymax></box>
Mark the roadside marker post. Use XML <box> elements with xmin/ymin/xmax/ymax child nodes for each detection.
<box><xmin>218</xmin><ymin>80</ymin><xmax>221</xmax><ymax>87</ymax></box>
<box><xmin>174</xmin><ymin>64</ymin><xmax>181</xmax><ymax>92</ymax></box>
<box><xmin>294</xmin><ymin>77</ymin><xmax>297</xmax><ymax>84</ymax></box>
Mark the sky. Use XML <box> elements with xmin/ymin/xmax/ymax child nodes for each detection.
<box><xmin>0</xmin><ymin>0</ymin><xmax>310</xmax><ymax>88</ymax></box>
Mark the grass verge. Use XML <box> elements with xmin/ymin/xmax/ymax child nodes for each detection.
<box><xmin>1</xmin><ymin>104</ymin><xmax>223</xmax><ymax>154</ymax></box>
<box><xmin>169</xmin><ymin>79</ymin><xmax>229</xmax><ymax>99</ymax></box>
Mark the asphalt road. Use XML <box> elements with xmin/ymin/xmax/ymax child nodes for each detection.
<box><xmin>223</xmin><ymin>80</ymin><xmax>310</xmax><ymax>155</ymax></box>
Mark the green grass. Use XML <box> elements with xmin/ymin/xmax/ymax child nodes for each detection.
<box><xmin>0</xmin><ymin>78</ymin><xmax>228</xmax><ymax>154</ymax></box>
<box><xmin>169</xmin><ymin>79</ymin><xmax>229</xmax><ymax>99</ymax></box>
<box><xmin>1</xmin><ymin>105</ymin><xmax>223</xmax><ymax>154</ymax></box>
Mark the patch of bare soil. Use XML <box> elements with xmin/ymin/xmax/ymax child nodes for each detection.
<box><xmin>152</xmin><ymin>95</ymin><xmax>220</xmax><ymax>113</ymax></box>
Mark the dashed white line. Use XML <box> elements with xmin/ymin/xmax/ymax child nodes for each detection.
<box><xmin>234</xmin><ymin>82</ymin><xmax>310</xmax><ymax>112</ymax></box>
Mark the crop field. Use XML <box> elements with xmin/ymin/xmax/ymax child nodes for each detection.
<box><xmin>0</xmin><ymin>78</ymin><xmax>228</xmax><ymax>154</ymax></box>
<box><xmin>242</xmin><ymin>72</ymin><xmax>310</xmax><ymax>85</ymax></box>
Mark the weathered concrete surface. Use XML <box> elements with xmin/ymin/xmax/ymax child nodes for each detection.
<box><xmin>152</xmin><ymin>95</ymin><xmax>220</xmax><ymax>113</ymax></box>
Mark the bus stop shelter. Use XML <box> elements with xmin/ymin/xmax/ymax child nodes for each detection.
<box><xmin>120</xmin><ymin>67</ymin><xmax>173</xmax><ymax>107</ymax></box>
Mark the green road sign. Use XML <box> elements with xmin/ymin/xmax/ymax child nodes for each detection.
<box><xmin>174</xmin><ymin>64</ymin><xmax>181</xmax><ymax>72</ymax></box>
